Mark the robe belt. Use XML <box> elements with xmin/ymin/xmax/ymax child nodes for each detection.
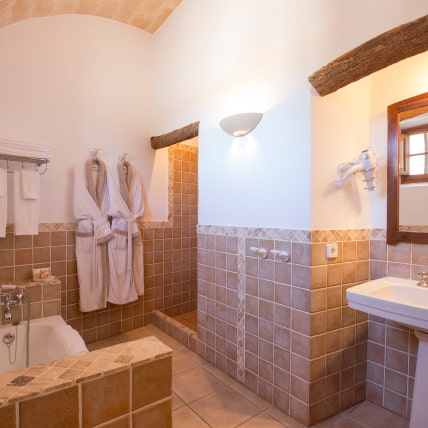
<box><xmin>112</xmin><ymin>217</ymin><xmax>139</xmax><ymax>272</ymax></box>
<box><xmin>76</xmin><ymin>218</ymin><xmax>113</xmax><ymax>290</ymax></box>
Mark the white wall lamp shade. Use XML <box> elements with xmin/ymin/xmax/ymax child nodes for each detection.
<box><xmin>219</xmin><ymin>112</ymin><xmax>263</xmax><ymax>137</ymax></box>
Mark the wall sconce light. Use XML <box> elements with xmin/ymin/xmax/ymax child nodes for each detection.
<box><xmin>219</xmin><ymin>112</ymin><xmax>263</xmax><ymax>137</ymax></box>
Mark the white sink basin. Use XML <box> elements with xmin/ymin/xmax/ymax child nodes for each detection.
<box><xmin>349</xmin><ymin>276</ymin><xmax>428</xmax><ymax>427</ymax></box>
<box><xmin>346</xmin><ymin>276</ymin><xmax>428</xmax><ymax>333</ymax></box>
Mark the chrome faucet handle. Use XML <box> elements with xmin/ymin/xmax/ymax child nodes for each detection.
<box><xmin>15</xmin><ymin>289</ymin><xmax>24</xmax><ymax>304</ymax></box>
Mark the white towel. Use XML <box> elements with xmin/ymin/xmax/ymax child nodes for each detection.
<box><xmin>0</xmin><ymin>139</ymin><xmax>52</xmax><ymax>159</ymax></box>
<box><xmin>21</xmin><ymin>170</ymin><xmax>39</xmax><ymax>199</ymax></box>
<box><xmin>0</xmin><ymin>168</ymin><xmax>6</xmax><ymax>237</ymax></box>
<box><xmin>14</xmin><ymin>171</ymin><xmax>40</xmax><ymax>235</ymax></box>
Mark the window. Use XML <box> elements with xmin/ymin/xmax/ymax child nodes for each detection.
<box><xmin>400</xmin><ymin>121</ymin><xmax>428</xmax><ymax>184</ymax></box>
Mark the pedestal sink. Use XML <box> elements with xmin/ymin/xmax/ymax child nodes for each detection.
<box><xmin>347</xmin><ymin>276</ymin><xmax>428</xmax><ymax>428</ymax></box>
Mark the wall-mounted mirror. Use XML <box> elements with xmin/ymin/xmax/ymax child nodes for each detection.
<box><xmin>387</xmin><ymin>92</ymin><xmax>428</xmax><ymax>244</ymax></box>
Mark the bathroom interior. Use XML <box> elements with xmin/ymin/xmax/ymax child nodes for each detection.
<box><xmin>0</xmin><ymin>0</ymin><xmax>427</xmax><ymax>427</ymax></box>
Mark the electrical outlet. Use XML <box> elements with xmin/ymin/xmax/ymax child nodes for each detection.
<box><xmin>326</xmin><ymin>243</ymin><xmax>338</xmax><ymax>259</ymax></box>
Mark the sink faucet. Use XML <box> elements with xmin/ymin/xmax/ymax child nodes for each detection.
<box><xmin>417</xmin><ymin>272</ymin><xmax>428</xmax><ymax>287</ymax></box>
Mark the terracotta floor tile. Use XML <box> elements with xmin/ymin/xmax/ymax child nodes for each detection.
<box><xmin>228</xmin><ymin>382</ymin><xmax>270</xmax><ymax>410</ymax></box>
<box><xmin>173</xmin><ymin>405</ymin><xmax>210</xmax><ymax>427</ymax></box>
<box><xmin>189</xmin><ymin>386</ymin><xmax>261</xmax><ymax>428</ymax></box>
<box><xmin>172</xmin><ymin>393</ymin><xmax>186</xmax><ymax>410</ymax></box>
<box><xmin>173</xmin><ymin>349</ymin><xmax>205</xmax><ymax>375</ymax></box>
<box><xmin>345</xmin><ymin>401</ymin><xmax>409</xmax><ymax>428</ymax></box>
<box><xmin>239</xmin><ymin>411</ymin><xmax>285</xmax><ymax>427</ymax></box>
<box><xmin>200</xmin><ymin>362</ymin><xmax>236</xmax><ymax>385</ymax></box>
<box><xmin>173</xmin><ymin>366</ymin><xmax>227</xmax><ymax>403</ymax></box>
<box><xmin>264</xmin><ymin>405</ymin><xmax>307</xmax><ymax>427</ymax></box>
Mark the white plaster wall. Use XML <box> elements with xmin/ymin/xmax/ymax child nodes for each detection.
<box><xmin>151</xmin><ymin>0</ymin><xmax>428</xmax><ymax>229</ymax></box>
<box><xmin>0</xmin><ymin>2</ymin><xmax>427</xmax><ymax>228</ymax></box>
<box><xmin>0</xmin><ymin>15</ymin><xmax>168</xmax><ymax>223</ymax></box>
<box><xmin>151</xmin><ymin>0</ymin><xmax>313</xmax><ymax>228</ymax></box>
<box><xmin>311</xmin><ymin>78</ymin><xmax>373</xmax><ymax>230</ymax></box>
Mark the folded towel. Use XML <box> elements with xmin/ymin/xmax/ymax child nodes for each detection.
<box><xmin>0</xmin><ymin>138</ymin><xmax>52</xmax><ymax>159</ymax></box>
<box><xmin>0</xmin><ymin>138</ymin><xmax>51</xmax><ymax>152</ymax></box>
<box><xmin>0</xmin><ymin>168</ymin><xmax>6</xmax><ymax>238</ymax></box>
<box><xmin>14</xmin><ymin>171</ymin><xmax>40</xmax><ymax>235</ymax></box>
<box><xmin>21</xmin><ymin>170</ymin><xmax>39</xmax><ymax>199</ymax></box>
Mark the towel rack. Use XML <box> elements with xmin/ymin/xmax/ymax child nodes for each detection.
<box><xmin>0</xmin><ymin>154</ymin><xmax>49</xmax><ymax>175</ymax></box>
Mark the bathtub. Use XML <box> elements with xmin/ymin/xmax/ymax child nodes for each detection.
<box><xmin>0</xmin><ymin>315</ymin><xmax>88</xmax><ymax>374</ymax></box>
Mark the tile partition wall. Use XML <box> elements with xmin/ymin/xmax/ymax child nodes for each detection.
<box><xmin>0</xmin><ymin>141</ymin><xmax>198</xmax><ymax>343</ymax></box>
<box><xmin>0</xmin><ymin>336</ymin><xmax>172</xmax><ymax>427</ymax></box>
<box><xmin>196</xmin><ymin>226</ymin><xmax>370</xmax><ymax>426</ymax></box>
<box><xmin>367</xmin><ymin>229</ymin><xmax>428</xmax><ymax>420</ymax></box>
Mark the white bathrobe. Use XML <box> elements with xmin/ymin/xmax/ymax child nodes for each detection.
<box><xmin>73</xmin><ymin>158</ymin><xmax>113</xmax><ymax>312</ymax></box>
<box><xmin>106</xmin><ymin>161</ymin><xmax>145</xmax><ymax>305</ymax></box>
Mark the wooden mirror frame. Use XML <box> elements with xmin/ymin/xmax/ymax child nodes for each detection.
<box><xmin>387</xmin><ymin>92</ymin><xmax>428</xmax><ymax>245</ymax></box>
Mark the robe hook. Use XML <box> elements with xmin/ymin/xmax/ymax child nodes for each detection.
<box><xmin>90</xmin><ymin>148</ymin><xmax>101</xmax><ymax>158</ymax></box>
<box><xmin>38</xmin><ymin>160</ymin><xmax>48</xmax><ymax>175</ymax></box>
<box><xmin>119</xmin><ymin>153</ymin><xmax>128</xmax><ymax>162</ymax></box>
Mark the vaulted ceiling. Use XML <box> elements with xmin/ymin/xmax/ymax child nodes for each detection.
<box><xmin>0</xmin><ymin>0</ymin><xmax>183</xmax><ymax>33</ymax></box>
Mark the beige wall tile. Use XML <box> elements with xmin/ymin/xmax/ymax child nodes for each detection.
<box><xmin>133</xmin><ymin>399</ymin><xmax>172</xmax><ymax>428</ymax></box>
<box><xmin>292</xmin><ymin>242</ymin><xmax>311</xmax><ymax>265</ymax></box>
<box><xmin>133</xmin><ymin>356</ymin><xmax>172</xmax><ymax>409</ymax></box>
<box><xmin>388</xmin><ymin>243</ymin><xmax>411</xmax><ymax>263</ymax></box>
<box><xmin>343</xmin><ymin>241</ymin><xmax>357</xmax><ymax>262</ymax></box>
<box><xmin>20</xmin><ymin>386</ymin><xmax>78</xmax><ymax>428</ymax></box>
<box><xmin>82</xmin><ymin>371</ymin><xmax>130</xmax><ymax>427</ymax></box>
<box><xmin>0</xmin><ymin>404</ymin><xmax>15</xmax><ymax>426</ymax></box>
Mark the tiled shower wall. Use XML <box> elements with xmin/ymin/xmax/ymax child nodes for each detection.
<box><xmin>0</xmin><ymin>141</ymin><xmax>198</xmax><ymax>343</ymax></box>
<box><xmin>196</xmin><ymin>226</ymin><xmax>370</xmax><ymax>426</ymax></box>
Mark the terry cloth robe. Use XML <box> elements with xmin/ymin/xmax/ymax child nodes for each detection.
<box><xmin>106</xmin><ymin>161</ymin><xmax>145</xmax><ymax>305</ymax></box>
<box><xmin>73</xmin><ymin>158</ymin><xmax>113</xmax><ymax>312</ymax></box>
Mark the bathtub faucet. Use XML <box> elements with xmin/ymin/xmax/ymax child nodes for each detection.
<box><xmin>2</xmin><ymin>294</ymin><xmax>12</xmax><ymax>320</ymax></box>
<box><xmin>0</xmin><ymin>286</ymin><xmax>25</xmax><ymax>321</ymax></box>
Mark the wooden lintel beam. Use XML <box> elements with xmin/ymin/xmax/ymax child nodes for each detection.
<box><xmin>309</xmin><ymin>15</ymin><xmax>428</xmax><ymax>97</ymax></box>
<box><xmin>151</xmin><ymin>121</ymin><xmax>200</xmax><ymax>150</ymax></box>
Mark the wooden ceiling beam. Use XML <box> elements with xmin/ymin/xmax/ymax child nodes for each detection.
<box><xmin>151</xmin><ymin>121</ymin><xmax>200</xmax><ymax>150</ymax></box>
<box><xmin>309</xmin><ymin>15</ymin><xmax>428</xmax><ymax>97</ymax></box>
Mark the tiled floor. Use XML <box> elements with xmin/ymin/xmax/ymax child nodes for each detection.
<box><xmin>173</xmin><ymin>310</ymin><xmax>198</xmax><ymax>332</ymax></box>
<box><xmin>88</xmin><ymin>325</ymin><xmax>409</xmax><ymax>428</ymax></box>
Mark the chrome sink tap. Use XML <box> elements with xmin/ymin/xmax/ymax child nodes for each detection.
<box><xmin>417</xmin><ymin>272</ymin><xmax>428</xmax><ymax>288</ymax></box>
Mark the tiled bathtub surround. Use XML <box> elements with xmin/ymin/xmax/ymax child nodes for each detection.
<box><xmin>0</xmin><ymin>141</ymin><xmax>198</xmax><ymax>343</ymax></box>
<box><xmin>0</xmin><ymin>336</ymin><xmax>172</xmax><ymax>427</ymax></box>
<box><xmin>367</xmin><ymin>233</ymin><xmax>428</xmax><ymax>419</ymax></box>
<box><xmin>197</xmin><ymin>225</ymin><xmax>370</xmax><ymax>425</ymax></box>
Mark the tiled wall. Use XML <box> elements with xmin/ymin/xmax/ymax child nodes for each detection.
<box><xmin>196</xmin><ymin>226</ymin><xmax>370</xmax><ymax>425</ymax></box>
<box><xmin>367</xmin><ymin>236</ymin><xmax>428</xmax><ymax>419</ymax></box>
<box><xmin>0</xmin><ymin>141</ymin><xmax>198</xmax><ymax>344</ymax></box>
